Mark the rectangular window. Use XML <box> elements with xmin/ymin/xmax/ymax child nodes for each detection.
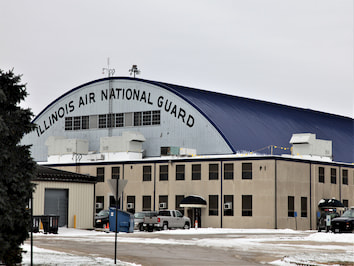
<box><xmin>127</xmin><ymin>196</ymin><xmax>135</xmax><ymax>212</ymax></box>
<box><xmin>192</xmin><ymin>164</ymin><xmax>201</xmax><ymax>180</ymax></box>
<box><xmin>112</xmin><ymin>167</ymin><xmax>120</xmax><ymax>179</ymax></box>
<box><xmin>288</xmin><ymin>196</ymin><xmax>295</xmax><ymax>217</ymax></box>
<box><xmin>89</xmin><ymin>115</ymin><xmax>98</xmax><ymax>129</ymax></box>
<box><xmin>142</xmin><ymin>196</ymin><xmax>151</xmax><ymax>211</ymax></box>
<box><xmin>143</xmin><ymin>111</ymin><xmax>152</xmax><ymax>125</ymax></box>
<box><xmin>124</xmin><ymin>112</ymin><xmax>133</xmax><ymax>127</ymax></box>
<box><xmin>81</xmin><ymin>116</ymin><xmax>89</xmax><ymax>129</ymax></box>
<box><xmin>107</xmin><ymin>113</ymin><xmax>115</xmax><ymax>128</ymax></box>
<box><xmin>209</xmin><ymin>195</ymin><xmax>218</xmax><ymax>216</ymax></box>
<box><xmin>98</xmin><ymin>114</ymin><xmax>107</xmax><ymax>128</ymax></box>
<box><xmin>96</xmin><ymin>167</ymin><xmax>105</xmax><ymax>182</ymax></box>
<box><xmin>65</xmin><ymin>117</ymin><xmax>73</xmax><ymax>130</ymax></box>
<box><xmin>224</xmin><ymin>195</ymin><xmax>234</xmax><ymax>216</ymax></box>
<box><xmin>152</xmin><ymin>110</ymin><xmax>161</xmax><ymax>125</ymax></box>
<box><xmin>96</xmin><ymin>196</ymin><xmax>104</xmax><ymax>210</ymax></box>
<box><xmin>224</xmin><ymin>163</ymin><xmax>234</xmax><ymax>180</ymax></box>
<box><xmin>176</xmin><ymin>165</ymin><xmax>185</xmax><ymax>180</ymax></box>
<box><xmin>331</xmin><ymin>168</ymin><xmax>337</xmax><ymax>184</ymax></box>
<box><xmin>301</xmin><ymin>197</ymin><xmax>307</xmax><ymax>218</ymax></box>
<box><xmin>242</xmin><ymin>195</ymin><xmax>252</xmax><ymax>216</ymax></box>
<box><xmin>209</xmin><ymin>164</ymin><xmax>219</xmax><ymax>180</ymax></box>
<box><xmin>343</xmin><ymin>199</ymin><xmax>349</xmax><ymax>208</ymax></box>
<box><xmin>159</xmin><ymin>165</ymin><xmax>168</xmax><ymax>181</ymax></box>
<box><xmin>110</xmin><ymin>195</ymin><xmax>120</xmax><ymax>208</ymax></box>
<box><xmin>73</xmin><ymin>116</ymin><xmax>81</xmax><ymax>130</ymax></box>
<box><xmin>134</xmin><ymin>112</ymin><xmax>142</xmax><ymax>126</ymax></box>
<box><xmin>175</xmin><ymin>195</ymin><xmax>185</xmax><ymax>215</ymax></box>
<box><xmin>242</xmin><ymin>163</ymin><xmax>252</xmax><ymax>179</ymax></box>
<box><xmin>342</xmin><ymin>169</ymin><xmax>348</xmax><ymax>185</ymax></box>
<box><xmin>319</xmin><ymin>167</ymin><xmax>325</xmax><ymax>183</ymax></box>
<box><xmin>143</xmin><ymin>166</ymin><xmax>152</xmax><ymax>181</ymax></box>
<box><xmin>115</xmin><ymin>113</ymin><xmax>124</xmax><ymax>127</ymax></box>
<box><xmin>159</xmin><ymin>195</ymin><xmax>168</xmax><ymax>210</ymax></box>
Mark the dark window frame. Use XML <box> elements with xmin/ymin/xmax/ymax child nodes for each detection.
<box><xmin>175</xmin><ymin>165</ymin><xmax>185</xmax><ymax>181</ymax></box>
<box><xmin>224</xmin><ymin>163</ymin><xmax>234</xmax><ymax>180</ymax></box>
<box><xmin>209</xmin><ymin>195</ymin><xmax>219</xmax><ymax>216</ymax></box>
<box><xmin>96</xmin><ymin>167</ymin><xmax>105</xmax><ymax>182</ymax></box>
<box><xmin>192</xmin><ymin>164</ymin><xmax>201</xmax><ymax>180</ymax></box>
<box><xmin>242</xmin><ymin>163</ymin><xmax>252</xmax><ymax>180</ymax></box>
<box><xmin>301</xmin><ymin>197</ymin><xmax>307</xmax><ymax>218</ymax></box>
<box><xmin>288</xmin><ymin>196</ymin><xmax>295</xmax><ymax>217</ymax></box>
<box><xmin>209</xmin><ymin>164</ymin><xmax>219</xmax><ymax>180</ymax></box>
<box><xmin>242</xmin><ymin>195</ymin><xmax>252</xmax><ymax>216</ymax></box>
<box><xmin>159</xmin><ymin>165</ymin><xmax>169</xmax><ymax>181</ymax></box>
<box><xmin>318</xmin><ymin>167</ymin><xmax>325</xmax><ymax>183</ymax></box>
<box><xmin>143</xmin><ymin>165</ymin><xmax>152</xmax><ymax>181</ymax></box>
<box><xmin>331</xmin><ymin>168</ymin><xmax>337</xmax><ymax>184</ymax></box>
<box><xmin>111</xmin><ymin>166</ymin><xmax>120</xmax><ymax>179</ymax></box>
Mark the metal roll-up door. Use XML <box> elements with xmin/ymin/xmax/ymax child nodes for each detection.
<box><xmin>44</xmin><ymin>189</ymin><xmax>68</xmax><ymax>227</ymax></box>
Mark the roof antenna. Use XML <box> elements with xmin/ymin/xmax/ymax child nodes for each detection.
<box><xmin>129</xmin><ymin>65</ymin><xmax>140</xmax><ymax>78</ymax></box>
<box><xmin>102</xmin><ymin>57</ymin><xmax>115</xmax><ymax>77</ymax></box>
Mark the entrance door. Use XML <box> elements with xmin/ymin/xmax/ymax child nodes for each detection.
<box><xmin>44</xmin><ymin>189</ymin><xmax>68</xmax><ymax>227</ymax></box>
<box><xmin>187</xmin><ymin>208</ymin><xmax>202</xmax><ymax>228</ymax></box>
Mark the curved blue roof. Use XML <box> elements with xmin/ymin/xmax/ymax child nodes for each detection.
<box><xmin>152</xmin><ymin>80</ymin><xmax>353</xmax><ymax>163</ymax></box>
<box><xmin>33</xmin><ymin>77</ymin><xmax>353</xmax><ymax>163</ymax></box>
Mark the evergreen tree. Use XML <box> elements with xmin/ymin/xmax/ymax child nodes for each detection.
<box><xmin>0</xmin><ymin>69</ymin><xmax>36</xmax><ymax>265</ymax></box>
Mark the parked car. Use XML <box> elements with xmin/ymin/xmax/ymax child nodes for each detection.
<box><xmin>94</xmin><ymin>209</ymin><xmax>109</xmax><ymax>228</ymax></box>
<box><xmin>134</xmin><ymin>211</ymin><xmax>157</xmax><ymax>231</ymax></box>
<box><xmin>331</xmin><ymin>208</ymin><xmax>354</xmax><ymax>233</ymax></box>
<box><xmin>317</xmin><ymin>210</ymin><xmax>340</xmax><ymax>232</ymax></box>
<box><xmin>143</xmin><ymin>210</ymin><xmax>191</xmax><ymax>231</ymax></box>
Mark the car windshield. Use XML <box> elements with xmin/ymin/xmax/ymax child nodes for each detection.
<box><xmin>342</xmin><ymin>209</ymin><xmax>354</xmax><ymax>218</ymax></box>
<box><xmin>134</xmin><ymin>212</ymin><xmax>145</xmax><ymax>219</ymax></box>
<box><xmin>97</xmin><ymin>210</ymin><xmax>109</xmax><ymax>216</ymax></box>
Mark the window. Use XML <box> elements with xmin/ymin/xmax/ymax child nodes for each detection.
<box><xmin>175</xmin><ymin>195</ymin><xmax>185</xmax><ymax>215</ymax></box>
<box><xmin>143</xmin><ymin>111</ymin><xmax>152</xmax><ymax>125</ymax></box>
<box><xmin>107</xmin><ymin>114</ymin><xmax>115</xmax><ymax>128</ymax></box>
<box><xmin>209</xmin><ymin>195</ymin><xmax>218</xmax><ymax>216</ymax></box>
<box><xmin>318</xmin><ymin>167</ymin><xmax>325</xmax><ymax>183</ymax></box>
<box><xmin>96</xmin><ymin>196</ymin><xmax>104</xmax><ymax>210</ymax></box>
<box><xmin>97</xmin><ymin>167</ymin><xmax>105</xmax><ymax>182</ymax></box>
<box><xmin>343</xmin><ymin>199</ymin><xmax>349</xmax><ymax>208</ymax></box>
<box><xmin>331</xmin><ymin>168</ymin><xmax>337</xmax><ymax>184</ymax></box>
<box><xmin>176</xmin><ymin>165</ymin><xmax>185</xmax><ymax>180</ymax></box>
<box><xmin>110</xmin><ymin>195</ymin><xmax>120</xmax><ymax>208</ymax></box>
<box><xmin>124</xmin><ymin>112</ymin><xmax>133</xmax><ymax>127</ymax></box>
<box><xmin>288</xmin><ymin>196</ymin><xmax>295</xmax><ymax>217</ymax></box>
<box><xmin>115</xmin><ymin>113</ymin><xmax>124</xmax><ymax>127</ymax></box>
<box><xmin>65</xmin><ymin>117</ymin><xmax>73</xmax><ymax>130</ymax></box>
<box><xmin>224</xmin><ymin>163</ymin><xmax>234</xmax><ymax>180</ymax></box>
<box><xmin>242</xmin><ymin>195</ymin><xmax>252</xmax><ymax>216</ymax></box>
<box><xmin>301</xmin><ymin>197</ymin><xmax>307</xmax><ymax>218</ymax></box>
<box><xmin>98</xmin><ymin>114</ymin><xmax>107</xmax><ymax>128</ymax></box>
<box><xmin>342</xmin><ymin>169</ymin><xmax>348</xmax><ymax>185</ymax></box>
<box><xmin>89</xmin><ymin>115</ymin><xmax>98</xmax><ymax>129</ymax></box>
<box><xmin>81</xmin><ymin>116</ymin><xmax>89</xmax><ymax>129</ymax></box>
<box><xmin>142</xmin><ymin>196</ymin><xmax>151</xmax><ymax>211</ymax></box>
<box><xmin>159</xmin><ymin>195</ymin><xmax>168</xmax><ymax>209</ymax></box>
<box><xmin>112</xmin><ymin>167</ymin><xmax>120</xmax><ymax>179</ymax></box>
<box><xmin>192</xmin><ymin>164</ymin><xmax>201</xmax><ymax>180</ymax></box>
<box><xmin>127</xmin><ymin>196</ymin><xmax>135</xmax><ymax>213</ymax></box>
<box><xmin>242</xmin><ymin>163</ymin><xmax>252</xmax><ymax>179</ymax></box>
<box><xmin>152</xmin><ymin>110</ymin><xmax>161</xmax><ymax>125</ymax></box>
<box><xmin>159</xmin><ymin>165</ymin><xmax>168</xmax><ymax>181</ymax></box>
<box><xmin>134</xmin><ymin>112</ymin><xmax>142</xmax><ymax>126</ymax></box>
<box><xmin>224</xmin><ymin>195</ymin><xmax>234</xmax><ymax>216</ymax></box>
<box><xmin>73</xmin><ymin>116</ymin><xmax>81</xmax><ymax>130</ymax></box>
<box><xmin>209</xmin><ymin>164</ymin><xmax>219</xmax><ymax>180</ymax></box>
<box><xmin>143</xmin><ymin>166</ymin><xmax>152</xmax><ymax>181</ymax></box>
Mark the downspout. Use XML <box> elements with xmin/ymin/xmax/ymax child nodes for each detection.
<box><xmin>220</xmin><ymin>160</ymin><xmax>223</xmax><ymax>228</ymax></box>
<box><xmin>309</xmin><ymin>162</ymin><xmax>312</xmax><ymax>230</ymax></box>
<box><xmin>274</xmin><ymin>159</ymin><xmax>277</xmax><ymax>229</ymax></box>
<box><xmin>153</xmin><ymin>163</ymin><xmax>156</xmax><ymax>211</ymax></box>
<box><xmin>339</xmin><ymin>166</ymin><xmax>341</xmax><ymax>202</ymax></box>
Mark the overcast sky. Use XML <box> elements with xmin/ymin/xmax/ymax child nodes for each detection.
<box><xmin>1</xmin><ymin>0</ymin><xmax>353</xmax><ymax>118</ymax></box>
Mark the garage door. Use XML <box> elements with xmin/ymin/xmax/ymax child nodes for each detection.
<box><xmin>44</xmin><ymin>189</ymin><xmax>68</xmax><ymax>227</ymax></box>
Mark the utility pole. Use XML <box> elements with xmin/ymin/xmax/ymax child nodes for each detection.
<box><xmin>102</xmin><ymin>58</ymin><xmax>115</xmax><ymax>136</ymax></box>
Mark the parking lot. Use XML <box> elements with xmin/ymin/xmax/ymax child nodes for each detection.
<box><xmin>24</xmin><ymin>228</ymin><xmax>354</xmax><ymax>265</ymax></box>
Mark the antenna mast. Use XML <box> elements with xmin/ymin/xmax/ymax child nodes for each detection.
<box><xmin>102</xmin><ymin>57</ymin><xmax>115</xmax><ymax>77</ymax></box>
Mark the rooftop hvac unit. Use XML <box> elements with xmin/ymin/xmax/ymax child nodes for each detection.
<box><xmin>160</xmin><ymin>146</ymin><xmax>179</xmax><ymax>156</ymax></box>
<box><xmin>127</xmin><ymin>203</ymin><xmax>134</xmax><ymax>209</ymax></box>
<box><xmin>224</xmin><ymin>202</ymin><xmax>232</xmax><ymax>210</ymax></box>
<box><xmin>95</xmin><ymin>202</ymin><xmax>103</xmax><ymax>209</ymax></box>
<box><xmin>159</xmin><ymin>202</ymin><xmax>167</xmax><ymax>209</ymax></box>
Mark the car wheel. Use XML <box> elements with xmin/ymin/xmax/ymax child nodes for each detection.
<box><xmin>183</xmin><ymin>222</ymin><xmax>190</xmax><ymax>230</ymax></box>
<box><xmin>163</xmin><ymin>222</ymin><xmax>168</xmax><ymax>230</ymax></box>
<box><xmin>139</xmin><ymin>224</ymin><xmax>144</xmax><ymax>231</ymax></box>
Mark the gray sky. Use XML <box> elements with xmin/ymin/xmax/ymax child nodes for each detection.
<box><xmin>1</xmin><ymin>0</ymin><xmax>353</xmax><ymax>118</ymax></box>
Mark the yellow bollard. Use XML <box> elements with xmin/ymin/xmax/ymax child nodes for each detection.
<box><xmin>74</xmin><ymin>215</ymin><xmax>77</xmax><ymax>228</ymax></box>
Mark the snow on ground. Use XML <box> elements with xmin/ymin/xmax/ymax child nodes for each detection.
<box><xmin>23</xmin><ymin>228</ymin><xmax>354</xmax><ymax>266</ymax></box>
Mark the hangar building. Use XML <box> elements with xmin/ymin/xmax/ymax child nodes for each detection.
<box><xmin>22</xmin><ymin>77</ymin><xmax>354</xmax><ymax>230</ymax></box>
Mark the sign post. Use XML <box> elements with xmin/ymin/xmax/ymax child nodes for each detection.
<box><xmin>107</xmin><ymin>179</ymin><xmax>128</xmax><ymax>264</ymax></box>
